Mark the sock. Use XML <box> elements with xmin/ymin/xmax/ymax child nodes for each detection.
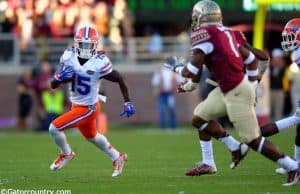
<box><xmin>88</xmin><ymin>133</ymin><xmax>120</xmax><ymax>161</ymax></box>
<box><xmin>49</xmin><ymin>124</ymin><xmax>71</xmax><ymax>155</ymax></box>
<box><xmin>200</xmin><ymin>140</ymin><xmax>215</xmax><ymax>166</ymax></box>
<box><xmin>218</xmin><ymin>135</ymin><xmax>240</xmax><ymax>151</ymax></box>
<box><xmin>295</xmin><ymin>145</ymin><xmax>300</xmax><ymax>162</ymax></box>
<box><xmin>277</xmin><ymin>156</ymin><xmax>298</xmax><ymax>171</ymax></box>
<box><xmin>275</xmin><ymin>116</ymin><xmax>300</xmax><ymax>132</ymax></box>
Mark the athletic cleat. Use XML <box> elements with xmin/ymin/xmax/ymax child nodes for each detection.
<box><xmin>230</xmin><ymin>143</ymin><xmax>249</xmax><ymax>169</ymax></box>
<box><xmin>276</xmin><ymin>167</ymin><xmax>287</xmax><ymax>175</ymax></box>
<box><xmin>283</xmin><ymin>164</ymin><xmax>300</xmax><ymax>186</ymax></box>
<box><xmin>112</xmin><ymin>153</ymin><xmax>127</xmax><ymax>177</ymax></box>
<box><xmin>185</xmin><ymin>163</ymin><xmax>217</xmax><ymax>176</ymax></box>
<box><xmin>50</xmin><ymin>151</ymin><xmax>75</xmax><ymax>171</ymax></box>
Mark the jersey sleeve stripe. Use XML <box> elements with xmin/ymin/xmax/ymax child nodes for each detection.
<box><xmin>100</xmin><ymin>67</ymin><xmax>113</xmax><ymax>76</ymax></box>
<box><xmin>99</xmin><ymin>63</ymin><xmax>112</xmax><ymax>73</ymax></box>
<box><xmin>100</xmin><ymin>62</ymin><xmax>110</xmax><ymax>69</ymax></box>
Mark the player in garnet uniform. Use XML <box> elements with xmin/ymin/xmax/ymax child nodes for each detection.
<box><xmin>48</xmin><ymin>26</ymin><xmax>136</xmax><ymax>177</ymax></box>
<box><xmin>164</xmin><ymin>0</ymin><xmax>300</xmax><ymax>186</ymax></box>
<box><xmin>180</xmin><ymin>29</ymin><xmax>271</xmax><ymax>176</ymax></box>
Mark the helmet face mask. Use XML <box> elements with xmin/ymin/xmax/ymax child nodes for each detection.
<box><xmin>74</xmin><ymin>26</ymin><xmax>99</xmax><ymax>59</ymax></box>
<box><xmin>281</xmin><ymin>18</ymin><xmax>300</xmax><ymax>52</ymax></box>
<box><xmin>74</xmin><ymin>40</ymin><xmax>97</xmax><ymax>59</ymax></box>
<box><xmin>281</xmin><ymin>30</ymin><xmax>300</xmax><ymax>52</ymax></box>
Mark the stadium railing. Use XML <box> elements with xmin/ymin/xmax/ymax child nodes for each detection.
<box><xmin>0</xmin><ymin>34</ymin><xmax>190</xmax><ymax>74</ymax></box>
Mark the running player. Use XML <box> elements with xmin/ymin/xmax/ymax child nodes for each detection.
<box><xmin>164</xmin><ymin>0</ymin><xmax>300</xmax><ymax>186</ymax></box>
<box><xmin>262</xmin><ymin>18</ymin><xmax>300</xmax><ymax>175</ymax></box>
<box><xmin>181</xmin><ymin>30</ymin><xmax>270</xmax><ymax>175</ymax></box>
<box><xmin>48</xmin><ymin>26</ymin><xmax>136</xmax><ymax>177</ymax></box>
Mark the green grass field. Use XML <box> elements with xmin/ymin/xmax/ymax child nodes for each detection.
<box><xmin>0</xmin><ymin>126</ymin><xmax>300</xmax><ymax>194</ymax></box>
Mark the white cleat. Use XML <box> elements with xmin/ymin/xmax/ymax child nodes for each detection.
<box><xmin>276</xmin><ymin>167</ymin><xmax>287</xmax><ymax>175</ymax></box>
<box><xmin>112</xmin><ymin>153</ymin><xmax>127</xmax><ymax>177</ymax></box>
<box><xmin>50</xmin><ymin>151</ymin><xmax>75</xmax><ymax>171</ymax></box>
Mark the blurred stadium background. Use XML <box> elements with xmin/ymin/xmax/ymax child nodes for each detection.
<box><xmin>0</xmin><ymin>0</ymin><xmax>300</xmax><ymax>129</ymax></box>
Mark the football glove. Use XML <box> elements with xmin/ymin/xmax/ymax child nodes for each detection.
<box><xmin>177</xmin><ymin>79</ymin><xmax>198</xmax><ymax>93</ymax></box>
<box><xmin>258</xmin><ymin>58</ymin><xmax>270</xmax><ymax>77</ymax></box>
<box><xmin>120</xmin><ymin>102</ymin><xmax>136</xmax><ymax>117</ymax></box>
<box><xmin>54</xmin><ymin>65</ymin><xmax>74</xmax><ymax>82</ymax></box>
<box><xmin>164</xmin><ymin>56</ymin><xmax>184</xmax><ymax>73</ymax></box>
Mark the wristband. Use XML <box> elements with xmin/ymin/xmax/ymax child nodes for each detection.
<box><xmin>244</xmin><ymin>52</ymin><xmax>255</xmax><ymax>65</ymax></box>
<box><xmin>246</xmin><ymin>69</ymin><xmax>259</xmax><ymax>77</ymax></box>
<box><xmin>187</xmin><ymin>62</ymin><xmax>199</xmax><ymax>75</ymax></box>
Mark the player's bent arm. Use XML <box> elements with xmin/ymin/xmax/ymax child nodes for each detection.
<box><xmin>245</xmin><ymin>43</ymin><xmax>270</xmax><ymax>79</ymax></box>
<box><xmin>50</xmin><ymin>79</ymin><xmax>61</xmax><ymax>89</ymax></box>
<box><xmin>245</xmin><ymin>43</ymin><xmax>269</xmax><ymax>61</ymax></box>
<box><xmin>102</xmin><ymin>70</ymin><xmax>130</xmax><ymax>102</ymax></box>
<box><xmin>181</xmin><ymin>49</ymin><xmax>204</xmax><ymax>80</ymax></box>
<box><xmin>239</xmin><ymin>45</ymin><xmax>259</xmax><ymax>82</ymax></box>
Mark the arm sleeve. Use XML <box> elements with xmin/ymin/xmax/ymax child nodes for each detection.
<box><xmin>192</xmin><ymin>42</ymin><xmax>214</xmax><ymax>55</ymax></box>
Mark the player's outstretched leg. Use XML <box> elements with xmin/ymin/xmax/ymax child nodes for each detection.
<box><xmin>260</xmin><ymin>104</ymin><xmax>300</xmax><ymax>175</ymax></box>
<box><xmin>276</xmin><ymin>124</ymin><xmax>300</xmax><ymax>175</ymax></box>
<box><xmin>185</xmin><ymin>118</ymin><xmax>249</xmax><ymax>176</ymax></box>
<box><xmin>88</xmin><ymin>133</ymin><xmax>127</xmax><ymax>177</ymax></box>
<box><xmin>49</xmin><ymin>124</ymin><xmax>75</xmax><ymax>171</ymax></box>
<box><xmin>247</xmin><ymin>136</ymin><xmax>300</xmax><ymax>186</ymax></box>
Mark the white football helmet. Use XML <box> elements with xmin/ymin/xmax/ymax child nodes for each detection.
<box><xmin>74</xmin><ymin>26</ymin><xmax>99</xmax><ymax>59</ymax></box>
<box><xmin>192</xmin><ymin>0</ymin><xmax>223</xmax><ymax>28</ymax></box>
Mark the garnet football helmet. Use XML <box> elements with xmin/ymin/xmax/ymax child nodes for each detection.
<box><xmin>74</xmin><ymin>26</ymin><xmax>99</xmax><ymax>59</ymax></box>
<box><xmin>191</xmin><ymin>0</ymin><xmax>222</xmax><ymax>28</ymax></box>
<box><xmin>282</xmin><ymin>18</ymin><xmax>300</xmax><ymax>52</ymax></box>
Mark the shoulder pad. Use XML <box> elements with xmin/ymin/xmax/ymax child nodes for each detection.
<box><xmin>191</xmin><ymin>27</ymin><xmax>211</xmax><ymax>47</ymax></box>
<box><xmin>60</xmin><ymin>48</ymin><xmax>74</xmax><ymax>63</ymax></box>
<box><xmin>94</xmin><ymin>53</ymin><xmax>109</xmax><ymax>62</ymax></box>
<box><xmin>233</xmin><ymin>30</ymin><xmax>247</xmax><ymax>46</ymax></box>
<box><xmin>292</xmin><ymin>49</ymin><xmax>300</xmax><ymax>64</ymax></box>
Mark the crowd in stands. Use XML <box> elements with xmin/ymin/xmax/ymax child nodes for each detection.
<box><xmin>0</xmin><ymin>0</ymin><xmax>134</xmax><ymax>49</ymax></box>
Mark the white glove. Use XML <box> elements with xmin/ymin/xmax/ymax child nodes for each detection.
<box><xmin>258</xmin><ymin>58</ymin><xmax>270</xmax><ymax>77</ymax></box>
<box><xmin>164</xmin><ymin>56</ymin><xmax>184</xmax><ymax>74</ymax></box>
<box><xmin>178</xmin><ymin>79</ymin><xmax>198</xmax><ymax>93</ymax></box>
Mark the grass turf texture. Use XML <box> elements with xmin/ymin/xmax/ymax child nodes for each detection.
<box><xmin>0</xmin><ymin>126</ymin><xmax>300</xmax><ymax>194</ymax></box>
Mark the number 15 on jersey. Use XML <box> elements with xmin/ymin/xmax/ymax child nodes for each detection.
<box><xmin>71</xmin><ymin>75</ymin><xmax>91</xmax><ymax>95</ymax></box>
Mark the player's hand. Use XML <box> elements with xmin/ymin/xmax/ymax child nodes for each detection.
<box><xmin>258</xmin><ymin>58</ymin><xmax>269</xmax><ymax>78</ymax></box>
<box><xmin>54</xmin><ymin>65</ymin><xmax>74</xmax><ymax>82</ymax></box>
<box><xmin>177</xmin><ymin>80</ymin><xmax>198</xmax><ymax>93</ymax></box>
<box><xmin>120</xmin><ymin>102</ymin><xmax>136</xmax><ymax>117</ymax></box>
<box><xmin>177</xmin><ymin>84</ymin><xmax>187</xmax><ymax>93</ymax></box>
<box><xmin>164</xmin><ymin>56</ymin><xmax>184</xmax><ymax>72</ymax></box>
